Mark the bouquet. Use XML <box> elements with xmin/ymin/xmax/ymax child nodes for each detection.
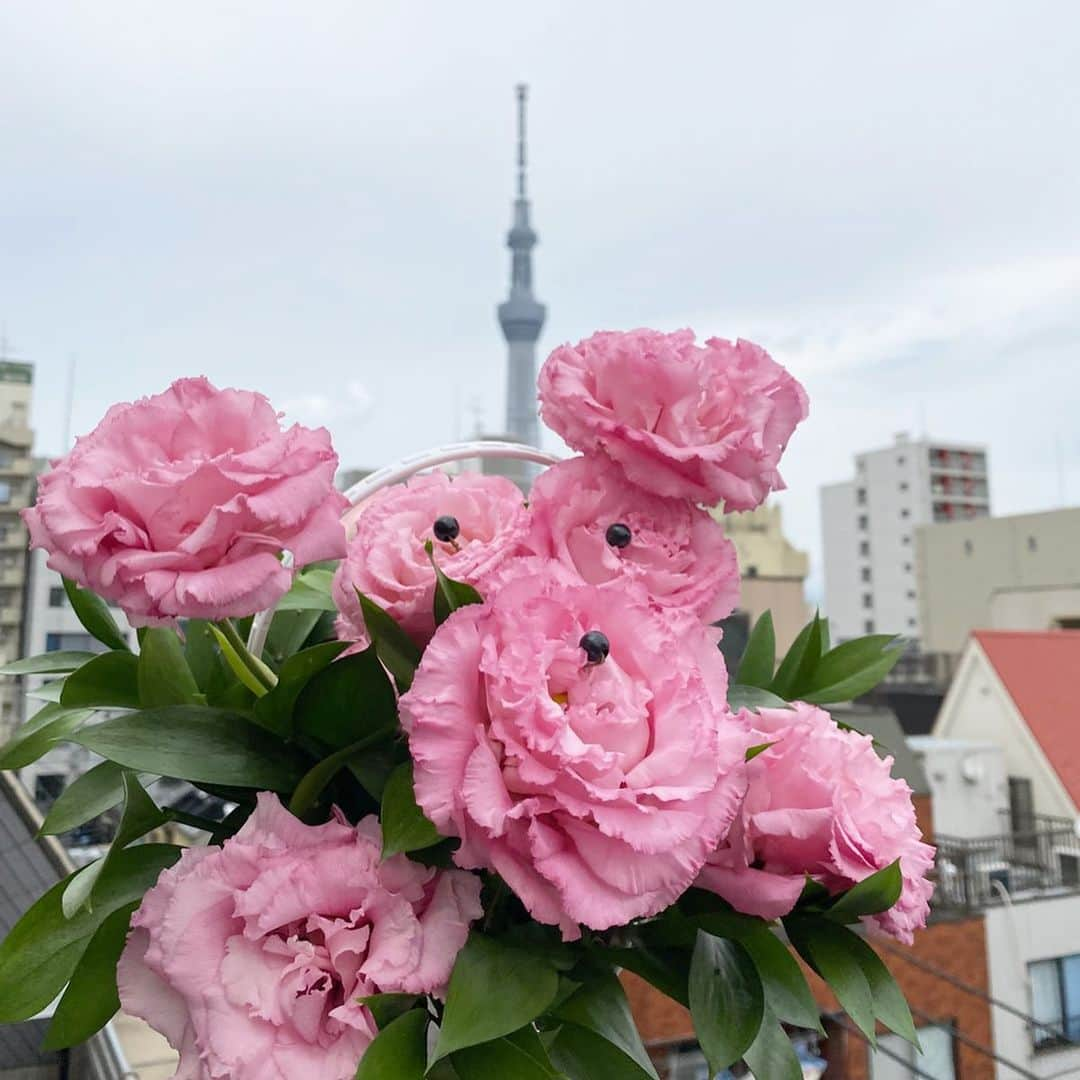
<box><xmin>0</xmin><ymin>329</ymin><xmax>933</xmax><ymax>1079</ymax></box>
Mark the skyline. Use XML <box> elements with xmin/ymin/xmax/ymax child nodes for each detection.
<box><xmin>2</xmin><ymin>2</ymin><xmax>1078</xmax><ymax>602</ymax></box>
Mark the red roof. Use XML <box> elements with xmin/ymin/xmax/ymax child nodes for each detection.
<box><xmin>974</xmin><ymin>630</ymin><xmax>1080</xmax><ymax>808</ymax></box>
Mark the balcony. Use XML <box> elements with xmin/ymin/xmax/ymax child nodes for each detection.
<box><xmin>0</xmin><ymin>564</ymin><xmax>24</xmax><ymax>588</ymax></box>
<box><xmin>0</xmin><ymin>525</ymin><xmax>28</xmax><ymax>549</ymax></box>
<box><xmin>933</xmin><ymin>813</ymin><xmax>1080</xmax><ymax>913</ymax></box>
<box><xmin>0</xmin><ymin>605</ymin><xmax>22</xmax><ymax>626</ymax></box>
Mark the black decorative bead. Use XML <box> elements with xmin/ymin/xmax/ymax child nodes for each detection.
<box><xmin>579</xmin><ymin>630</ymin><xmax>610</xmax><ymax>665</ymax></box>
<box><xmin>605</xmin><ymin>522</ymin><xmax>632</xmax><ymax>549</ymax></box>
<box><xmin>433</xmin><ymin>515</ymin><xmax>461</xmax><ymax>543</ymax></box>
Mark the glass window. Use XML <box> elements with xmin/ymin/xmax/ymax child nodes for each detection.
<box><xmin>45</xmin><ymin>631</ymin><xmax>104</xmax><ymax>653</ymax></box>
<box><xmin>859</xmin><ymin>541</ymin><xmax>870</xmax><ymax>557</ymax></box>
<box><xmin>862</xmin><ymin>593</ymin><xmax>873</xmax><ymax>609</ymax></box>
<box><xmin>861</xmin><ymin>567</ymin><xmax>871</xmax><ymax>583</ymax></box>
<box><xmin>48</xmin><ymin>586</ymin><xmax>66</xmax><ymax>607</ymax></box>
<box><xmin>865</xmin><ymin>619</ymin><xmax>875</xmax><ymax>633</ymax></box>
<box><xmin>873</xmin><ymin>1025</ymin><xmax>955</xmax><ymax>1079</ymax></box>
<box><xmin>900</xmin><ymin>508</ymin><xmax>910</xmax><ymax>518</ymax></box>
<box><xmin>858</xmin><ymin>514</ymin><xmax>869</xmax><ymax>530</ymax></box>
<box><xmin>1032</xmin><ymin>959</ymin><xmax>1065</xmax><ymax>1048</ymax></box>
<box><xmin>0</xmin><ymin>482</ymin><xmax>10</xmax><ymax>504</ymax></box>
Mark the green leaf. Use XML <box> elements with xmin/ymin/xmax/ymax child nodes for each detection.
<box><xmin>546</xmin><ymin>1021</ymin><xmax>657</xmax><ymax>1080</ymax></box>
<box><xmin>433</xmin><ymin>934</ymin><xmax>559</xmax><ymax>1062</ymax></box>
<box><xmin>62</xmin><ymin>578</ymin><xmax>130</xmax><ymax>651</ymax></box>
<box><xmin>836</xmin><ymin>930</ymin><xmax>919</xmax><ymax>1046</ymax></box>
<box><xmin>693</xmin><ymin>913</ymin><xmax>821</xmax><ymax>1032</ymax></box>
<box><xmin>263</xmin><ymin>609</ymin><xmax>325</xmax><ymax>667</ymax></box>
<box><xmin>61</xmin><ymin>650</ymin><xmax>141</xmax><ymax>709</ymax></box>
<box><xmin>426</xmin><ymin>541</ymin><xmax>484</xmax><ymax>626</ymax></box>
<box><xmin>735</xmin><ymin>612</ymin><xmax>775</xmax><ymax>688</ymax></box>
<box><xmin>551</xmin><ymin>973</ymin><xmax>659</xmax><ymax>1080</ymax></box>
<box><xmin>294</xmin><ymin>646</ymin><xmax>397</xmax><ymax>749</ymax></box>
<box><xmin>452</xmin><ymin>1030</ymin><xmax>562</xmax><ymax>1080</ymax></box>
<box><xmin>689</xmin><ymin>931</ymin><xmax>764</xmax><ymax>1074</ymax></box>
<box><xmin>742</xmin><ymin>1005</ymin><xmax>802</xmax><ymax>1080</ymax></box>
<box><xmin>785</xmin><ymin>916</ymin><xmax>876</xmax><ymax>1043</ymax></box>
<box><xmin>289</xmin><ymin>731</ymin><xmax>394</xmax><ymax>817</ymax></box>
<box><xmin>357</xmin><ymin>591</ymin><xmax>421</xmax><ymax>693</ymax></box>
<box><xmin>380</xmin><ymin>762</ymin><xmax>441</xmax><ymax>858</ymax></box>
<box><xmin>727</xmin><ymin>685</ymin><xmax>790</xmax><ymax>713</ymax></box>
<box><xmin>606</xmin><ymin>945</ymin><xmax>691</xmax><ymax>1008</ymax></box>
<box><xmin>0</xmin><ymin>844</ymin><xmax>180</xmax><ymax>1022</ymax></box>
<box><xmin>209</xmin><ymin>624</ymin><xmax>270</xmax><ymax>698</ymax></box>
<box><xmin>254</xmin><ymin>640</ymin><xmax>349</xmax><ymax>738</ymax></box>
<box><xmin>769</xmin><ymin>612</ymin><xmax>822</xmax><ymax>700</ymax></box>
<box><xmin>0</xmin><ymin>703</ymin><xmax>94</xmax><ymax>770</ymax></box>
<box><xmin>138</xmin><ymin>628</ymin><xmax>201</xmax><ymax>708</ymax></box>
<box><xmin>42</xmin><ymin>902</ymin><xmax>137</xmax><ymax>1050</ymax></box>
<box><xmin>0</xmin><ymin>651</ymin><xmax>99</xmax><ymax>676</ymax></box>
<box><xmin>74</xmin><ymin>707</ymin><xmax>303</xmax><ymax>790</ymax></box>
<box><xmin>354</xmin><ymin>1008</ymin><xmax>427</xmax><ymax>1080</ymax></box>
<box><xmin>828</xmin><ymin>861</ymin><xmax>903</xmax><ymax>920</ymax></box>
<box><xmin>356</xmin><ymin>993</ymin><xmax>419</xmax><ymax>1030</ymax></box>
<box><xmin>40</xmin><ymin>760</ymin><xmax>128</xmax><ymax>835</ymax></box>
<box><xmin>819</xmin><ymin>617</ymin><xmax>831</xmax><ymax>655</ymax></box>
<box><xmin>28</xmin><ymin>680</ymin><xmax>66</xmax><ymax>702</ymax></box>
<box><xmin>803</xmin><ymin>636</ymin><xmax>906</xmax><ymax>705</ymax></box>
<box><xmin>745</xmin><ymin>741</ymin><xmax>776</xmax><ymax>761</ymax></box>
<box><xmin>276</xmin><ymin>567</ymin><xmax>338</xmax><ymax>612</ymax></box>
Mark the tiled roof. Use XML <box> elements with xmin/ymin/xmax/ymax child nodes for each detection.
<box><xmin>974</xmin><ymin>629</ymin><xmax>1080</xmax><ymax>808</ymax></box>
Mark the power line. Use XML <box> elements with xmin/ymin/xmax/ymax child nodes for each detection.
<box><xmin>908</xmin><ymin>1003</ymin><xmax>1038</xmax><ymax>1080</ymax></box>
<box><xmin>876</xmin><ymin>938</ymin><xmax>1078</xmax><ymax>1047</ymax></box>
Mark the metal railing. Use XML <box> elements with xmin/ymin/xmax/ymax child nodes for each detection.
<box><xmin>932</xmin><ymin>813</ymin><xmax>1080</xmax><ymax>913</ymax></box>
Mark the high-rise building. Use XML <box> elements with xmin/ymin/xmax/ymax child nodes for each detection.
<box><xmin>0</xmin><ymin>356</ymin><xmax>34</xmax><ymax>742</ymax></box>
<box><xmin>821</xmin><ymin>433</ymin><xmax>990</xmax><ymax>643</ymax></box>
<box><xmin>492</xmin><ymin>84</ymin><xmax>546</xmax><ymax>490</ymax></box>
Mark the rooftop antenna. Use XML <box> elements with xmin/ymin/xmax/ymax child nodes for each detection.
<box><xmin>62</xmin><ymin>354</ymin><xmax>77</xmax><ymax>452</ymax></box>
<box><xmin>515</xmin><ymin>83</ymin><xmax>528</xmax><ymax>200</ymax></box>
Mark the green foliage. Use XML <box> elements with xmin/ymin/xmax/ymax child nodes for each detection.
<box><xmin>770</xmin><ymin>612</ymin><xmax>824</xmax><ymax>700</ymax></box>
<box><xmin>276</xmin><ymin>567</ymin><xmax>338</xmax><ymax>612</ymax></box>
<box><xmin>802</xmin><ymin>635</ymin><xmax>906</xmax><ymax>705</ymax></box>
<box><xmin>354</xmin><ymin>1008</ymin><xmax>427</xmax><ymax>1080</ymax></box>
<box><xmin>294</xmin><ymin>646</ymin><xmax>397</xmax><ymax>749</ymax></box>
<box><xmin>356</xmin><ymin>993</ymin><xmax>419</xmax><ymax>1030</ymax></box>
<box><xmin>727</xmin><ymin>685</ymin><xmax>789</xmax><ymax>713</ymax></box>
<box><xmin>426</xmin><ymin>541</ymin><xmax>484</xmax><ymax>625</ymax></box>
<box><xmin>0</xmin><ymin>703</ymin><xmax>94</xmax><ymax>770</ymax></box>
<box><xmin>61</xmin><ymin>650</ymin><xmax>141</xmax><ymax>709</ymax></box>
<box><xmin>137</xmin><ymin>628</ymin><xmax>201</xmax><ymax>707</ymax></box>
<box><xmin>827</xmin><ymin>860</ymin><xmax>903</xmax><ymax>921</ymax></box>
<box><xmin>74</xmin><ymin>707</ymin><xmax>303</xmax><ymax>790</ymax></box>
<box><xmin>62</xmin><ymin>578</ymin><xmax>131</xmax><ymax>651</ymax></box>
<box><xmin>39</xmin><ymin>760</ymin><xmax>129</xmax><ymax>835</ymax></box>
<box><xmin>0</xmin><ymin>844</ymin><xmax>179</xmax><ymax>1022</ymax></box>
<box><xmin>356</xmin><ymin>590</ymin><xmax>421</xmax><ymax>692</ymax></box>
<box><xmin>453</xmin><ymin>1026</ymin><xmax>563</xmax><ymax>1079</ymax></box>
<box><xmin>0</xmin><ymin>651</ymin><xmax>98</xmax><ymax>676</ymax></box>
<box><xmin>742</xmin><ymin>1004</ymin><xmax>803</xmax><ymax>1080</ymax></box>
<box><xmin>689</xmin><ymin>931</ymin><xmax>763</xmax><ymax>1074</ymax></box>
<box><xmin>734</xmin><ymin>611</ymin><xmax>775</xmax><ymax>688</ymax></box>
<box><xmin>254</xmin><ymin>639</ymin><xmax>349</xmax><ymax>737</ymax></box>
<box><xmin>380</xmin><ymin>762</ymin><xmax>442</xmax><ymax>858</ymax></box>
<box><xmin>433</xmin><ymin>933</ymin><xmax>560</xmax><ymax>1062</ymax></box>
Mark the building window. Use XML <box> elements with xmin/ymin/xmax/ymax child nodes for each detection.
<box><xmin>858</xmin><ymin>514</ymin><xmax>869</xmax><ymax>530</ymax></box>
<box><xmin>964</xmin><ymin>539</ymin><xmax>974</xmax><ymax>555</ymax></box>
<box><xmin>48</xmin><ymin>586</ymin><xmax>66</xmax><ymax>608</ymax></box>
<box><xmin>871</xmin><ymin>1024</ymin><xmax>956</xmax><ymax>1079</ymax></box>
<box><xmin>899</xmin><ymin>481</ymin><xmax>909</xmax><ymax>492</ymax></box>
<box><xmin>856</xmin><ymin>487</ymin><xmax>867</xmax><ymax>506</ymax></box>
<box><xmin>861</xmin><ymin>567</ymin><xmax>871</xmax><ymax>583</ymax></box>
<box><xmin>904</xmin><ymin>562</ymin><xmax>913</xmax><ymax>573</ymax></box>
<box><xmin>907</xmin><ymin>589</ymin><xmax>917</xmax><ymax>600</ymax></box>
<box><xmin>900</xmin><ymin>508</ymin><xmax>910</xmax><ymax>519</ymax></box>
<box><xmin>862</xmin><ymin>593</ymin><xmax>873</xmax><ymax>610</ymax></box>
<box><xmin>901</xmin><ymin>535</ymin><xmax>911</xmax><ymax>545</ymax></box>
<box><xmin>0</xmin><ymin>482</ymin><xmax>10</xmax><ymax>505</ymax></box>
<box><xmin>1030</xmin><ymin>955</ymin><xmax>1080</xmax><ymax>1048</ymax></box>
<box><xmin>897</xmin><ymin>455</ymin><xmax>906</xmax><ymax>467</ymax></box>
<box><xmin>908</xmin><ymin>617</ymin><xmax>917</xmax><ymax>628</ymax></box>
<box><xmin>45</xmin><ymin>631</ymin><xmax>103</xmax><ymax>653</ymax></box>
<box><xmin>864</xmin><ymin>619</ymin><xmax>875</xmax><ymax>633</ymax></box>
<box><xmin>1028</xmin><ymin>536</ymin><xmax>1038</xmax><ymax>552</ymax></box>
<box><xmin>746</xmin><ymin>565</ymin><xmax>758</xmax><ymax>578</ymax></box>
<box><xmin>859</xmin><ymin>541</ymin><xmax>870</xmax><ymax>557</ymax></box>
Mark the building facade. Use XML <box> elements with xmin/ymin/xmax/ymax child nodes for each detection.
<box><xmin>917</xmin><ymin>507</ymin><xmax>1080</xmax><ymax>656</ymax></box>
<box><xmin>0</xmin><ymin>360</ymin><xmax>34</xmax><ymax>744</ymax></box>
<box><xmin>821</xmin><ymin>433</ymin><xmax>990</xmax><ymax>644</ymax></box>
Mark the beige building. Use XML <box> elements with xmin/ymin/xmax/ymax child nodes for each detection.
<box><xmin>0</xmin><ymin>359</ymin><xmax>34</xmax><ymax>743</ymax></box>
<box><xmin>916</xmin><ymin>506</ymin><xmax>1080</xmax><ymax>656</ymax></box>
<box><xmin>715</xmin><ymin>502</ymin><xmax>810</xmax><ymax>653</ymax></box>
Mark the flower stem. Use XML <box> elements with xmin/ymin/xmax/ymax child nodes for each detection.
<box><xmin>213</xmin><ymin>618</ymin><xmax>278</xmax><ymax>694</ymax></box>
<box><xmin>288</xmin><ymin>730</ymin><xmax>393</xmax><ymax>819</ymax></box>
<box><xmin>164</xmin><ymin>808</ymin><xmax>220</xmax><ymax>832</ymax></box>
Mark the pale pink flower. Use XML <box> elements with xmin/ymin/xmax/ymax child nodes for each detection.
<box><xmin>537</xmin><ymin>329</ymin><xmax>808</xmax><ymax>510</ymax></box>
<box><xmin>117</xmin><ymin>793</ymin><xmax>482</xmax><ymax>1080</ymax></box>
<box><xmin>332</xmin><ymin>470</ymin><xmax>528</xmax><ymax>648</ymax></box>
<box><xmin>525</xmin><ymin>455</ymin><xmax>739</xmax><ymax>623</ymax></box>
<box><xmin>399</xmin><ymin>567</ymin><xmax>750</xmax><ymax>939</ymax></box>
<box><xmin>23</xmin><ymin>377</ymin><xmax>347</xmax><ymax>626</ymax></box>
<box><xmin>697</xmin><ymin>702</ymin><xmax>935</xmax><ymax>944</ymax></box>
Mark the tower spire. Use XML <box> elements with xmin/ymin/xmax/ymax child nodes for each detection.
<box><xmin>497</xmin><ymin>83</ymin><xmax>546</xmax><ymax>487</ymax></box>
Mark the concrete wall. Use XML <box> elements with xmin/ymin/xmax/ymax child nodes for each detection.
<box><xmin>985</xmin><ymin>894</ymin><xmax>1080</xmax><ymax>1079</ymax></box>
<box><xmin>821</xmin><ymin>480</ymin><xmax>862</xmax><ymax>641</ymax></box>
<box><xmin>917</xmin><ymin>508</ymin><xmax>1080</xmax><ymax>656</ymax></box>
<box><xmin>738</xmin><ymin>575</ymin><xmax>810</xmax><ymax>655</ymax></box>
<box><xmin>909</xmin><ymin>739</ymin><xmax>1009</xmax><ymax>840</ymax></box>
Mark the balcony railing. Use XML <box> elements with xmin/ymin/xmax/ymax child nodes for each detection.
<box><xmin>932</xmin><ymin>813</ymin><xmax>1080</xmax><ymax>913</ymax></box>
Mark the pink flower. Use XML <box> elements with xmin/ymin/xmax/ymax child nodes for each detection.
<box><xmin>23</xmin><ymin>377</ymin><xmax>347</xmax><ymax>626</ymax></box>
<box><xmin>525</xmin><ymin>455</ymin><xmax>740</xmax><ymax>623</ymax></box>
<box><xmin>399</xmin><ymin>567</ymin><xmax>749</xmax><ymax>939</ymax></box>
<box><xmin>537</xmin><ymin>329</ymin><xmax>808</xmax><ymax>510</ymax></box>
<box><xmin>333</xmin><ymin>470</ymin><xmax>528</xmax><ymax>647</ymax></box>
<box><xmin>117</xmin><ymin>793</ymin><xmax>482</xmax><ymax>1080</ymax></box>
<box><xmin>697</xmin><ymin>703</ymin><xmax>935</xmax><ymax>944</ymax></box>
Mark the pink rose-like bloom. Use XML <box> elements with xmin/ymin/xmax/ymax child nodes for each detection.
<box><xmin>333</xmin><ymin>470</ymin><xmax>528</xmax><ymax>647</ymax></box>
<box><xmin>697</xmin><ymin>702</ymin><xmax>935</xmax><ymax>944</ymax></box>
<box><xmin>118</xmin><ymin>793</ymin><xmax>482</xmax><ymax>1080</ymax></box>
<box><xmin>538</xmin><ymin>328</ymin><xmax>808</xmax><ymax>511</ymax></box>
<box><xmin>399</xmin><ymin>566</ymin><xmax>750</xmax><ymax>939</ymax></box>
<box><xmin>525</xmin><ymin>455</ymin><xmax>740</xmax><ymax>623</ymax></box>
<box><xmin>23</xmin><ymin>377</ymin><xmax>347</xmax><ymax>626</ymax></box>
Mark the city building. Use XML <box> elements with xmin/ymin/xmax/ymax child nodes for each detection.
<box><xmin>490</xmin><ymin>84</ymin><xmax>546</xmax><ymax>491</ymax></box>
<box><xmin>715</xmin><ymin>502</ymin><xmax>810</xmax><ymax>656</ymax></box>
<box><xmin>917</xmin><ymin>507</ymin><xmax>1080</xmax><ymax>657</ymax></box>
<box><xmin>821</xmin><ymin>434</ymin><xmax>990</xmax><ymax>644</ymax></box>
<box><xmin>0</xmin><ymin>358</ymin><xmax>34</xmax><ymax>744</ymax></box>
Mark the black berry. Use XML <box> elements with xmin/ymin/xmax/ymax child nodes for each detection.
<box><xmin>433</xmin><ymin>515</ymin><xmax>461</xmax><ymax>543</ymax></box>
<box><xmin>605</xmin><ymin>522</ymin><xmax>632</xmax><ymax>549</ymax></box>
<box><xmin>579</xmin><ymin>630</ymin><xmax>610</xmax><ymax>665</ymax></box>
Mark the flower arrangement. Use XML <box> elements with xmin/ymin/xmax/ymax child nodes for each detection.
<box><xmin>0</xmin><ymin>328</ymin><xmax>931</xmax><ymax>1080</ymax></box>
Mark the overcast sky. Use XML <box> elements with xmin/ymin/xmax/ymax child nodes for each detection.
<box><xmin>2</xmin><ymin>2</ymin><xmax>1078</xmax><ymax>601</ymax></box>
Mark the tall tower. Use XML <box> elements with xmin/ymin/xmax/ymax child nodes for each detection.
<box><xmin>497</xmin><ymin>84</ymin><xmax>546</xmax><ymax>460</ymax></box>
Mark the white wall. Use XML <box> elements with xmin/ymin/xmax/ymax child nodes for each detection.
<box><xmin>821</xmin><ymin>480</ymin><xmax>861</xmax><ymax>640</ymax></box>
<box><xmin>985</xmin><ymin>894</ymin><xmax>1080</xmax><ymax>1079</ymax></box>
<box><xmin>909</xmin><ymin>738</ymin><xmax>1009</xmax><ymax>839</ymax></box>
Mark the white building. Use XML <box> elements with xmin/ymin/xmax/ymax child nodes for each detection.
<box><xmin>821</xmin><ymin>433</ymin><xmax>990</xmax><ymax>643</ymax></box>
